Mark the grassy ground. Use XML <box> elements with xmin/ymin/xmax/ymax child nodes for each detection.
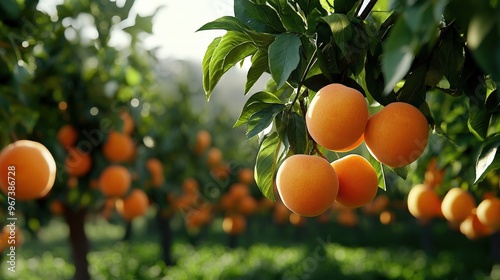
<box><xmin>1</xmin><ymin>209</ymin><xmax>499</xmax><ymax>280</ymax></box>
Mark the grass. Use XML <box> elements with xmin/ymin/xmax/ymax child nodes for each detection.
<box><xmin>1</xmin><ymin>208</ymin><xmax>499</xmax><ymax>280</ymax></box>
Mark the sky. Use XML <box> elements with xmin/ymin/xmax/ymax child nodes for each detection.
<box><xmin>37</xmin><ymin>0</ymin><xmax>234</xmax><ymax>61</ymax></box>
<box><xmin>38</xmin><ymin>0</ymin><xmax>369</xmax><ymax>61</ymax></box>
<box><xmin>134</xmin><ymin>0</ymin><xmax>234</xmax><ymax>60</ymax></box>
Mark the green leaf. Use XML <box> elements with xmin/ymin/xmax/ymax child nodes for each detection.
<box><xmin>197</xmin><ymin>16</ymin><xmax>250</xmax><ymax>33</ymax></box>
<box><xmin>306</xmin><ymin>8</ymin><xmax>326</xmax><ymax>34</ymax></box>
<box><xmin>266</xmin><ymin>0</ymin><xmax>287</xmax><ymax>14</ymax></box>
<box><xmin>334</xmin><ymin>0</ymin><xmax>361</xmax><ymax>15</ymax></box>
<box><xmin>281</xmin><ymin>3</ymin><xmax>307</xmax><ymax>33</ymax></box>
<box><xmin>302</xmin><ymin>74</ymin><xmax>365</xmax><ymax>96</ymax></box>
<box><xmin>468</xmin><ymin>103</ymin><xmax>491</xmax><ymax>141</ymax></box>
<box><xmin>206</xmin><ymin>32</ymin><xmax>258</xmax><ymax>98</ymax></box>
<box><xmin>0</xmin><ymin>0</ymin><xmax>21</xmax><ymax>19</ymax></box>
<box><xmin>397</xmin><ymin>64</ymin><xmax>427</xmax><ymax>108</ymax></box>
<box><xmin>247</xmin><ymin>104</ymin><xmax>286</xmax><ymax>139</ymax></box>
<box><xmin>245</xmin><ymin>50</ymin><xmax>269</xmax><ymax>94</ymax></box>
<box><xmin>123</xmin><ymin>14</ymin><xmax>154</xmax><ymax>36</ymax></box>
<box><xmin>287</xmin><ymin>112</ymin><xmax>308</xmax><ymax>154</ymax></box>
<box><xmin>382</xmin><ymin>20</ymin><xmax>416</xmax><ymax>93</ymax></box>
<box><xmin>463</xmin><ymin>70</ymin><xmax>487</xmax><ymax>108</ymax></box>
<box><xmin>345</xmin><ymin>18</ymin><xmax>369</xmax><ymax>76</ymax></box>
<box><xmin>201</xmin><ymin>37</ymin><xmax>222</xmax><ymax>97</ymax></box>
<box><xmin>467</xmin><ymin>13</ymin><xmax>495</xmax><ymax>50</ymax></box>
<box><xmin>365</xmin><ymin>48</ymin><xmax>398</xmax><ymax>105</ymax></box>
<box><xmin>10</xmin><ymin>104</ymin><xmax>40</xmax><ymax>134</ymax></box>
<box><xmin>125</xmin><ymin>66</ymin><xmax>142</xmax><ymax>86</ymax></box>
<box><xmin>469</xmin><ymin>24</ymin><xmax>500</xmax><ymax>84</ymax></box>
<box><xmin>319</xmin><ymin>14</ymin><xmax>352</xmax><ymax>56</ymax></box>
<box><xmin>268</xmin><ymin>33</ymin><xmax>302</xmax><ymax>89</ymax></box>
<box><xmin>439</xmin><ymin>26</ymin><xmax>465</xmax><ymax>88</ymax></box>
<box><xmin>320</xmin><ymin>0</ymin><xmax>334</xmax><ymax>13</ymax></box>
<box><xmin>390</xmin><ymin>166</ymin><xmax>408</xmax><ymax>180</ymax></box>
<box><xmin>255</xmin><ymin>132</ymin><xmax>281</xmax><ymax>201</ymax></box>
<box><xmin>475</xmin><ymin>133</ymin><xmax>500</xmax><ymax>183</ymax></box>
<box><xmin>369</xmin><ymin>0</ymin><xmax>393</xmax><ymax>26</ymax></box>
<box><xmin>367</xmin><ymin>152</ymin><xmax>387</xmax><ymax>191</ymax></box>
<box><xmin>295</xmin><ymin>0</ymin><xmax>325</xmax><ymax>16</ymax></box>
<box><xmin>234</xmin><ymin>0</ymin><xmax>285</xmax><ymax>33</ymax></box>
<box><xmin>486</xmin><ymin>89</ymin><xmax>500</xmax><ymax>114</ymax></box>
<box><xmin>234</xmin><ymin>91</ymin><xmax>282</xmax><ymax>128</ymax></box>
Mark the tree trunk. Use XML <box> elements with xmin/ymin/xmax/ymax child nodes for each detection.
<box><xmin>420</xmin><ymin>220</ymin><xmax>433</xmax><ymax>254</ymax></box>
<box><xmin>491</xmin><ymin>231</ymin><xmax>500</xmax><ymax>264</ymax></box>
<box><xmin>156</xmin><ymin>211</ymin><xmax>175</xmax><ymax>266</ymax></box>
<box><xmin>227</xmin><ymin>234</ymin><xmax>238</xmax><ymax>249</ymax></box>
<box><xmin>63</xmin><ymin>206</ymin><xmax>90</xmax><ymax>280</ymax></box>
<box><xmin>122</xmin><ymin>221</ymin><xmax>132</xmax><ymax>241</ymax></box>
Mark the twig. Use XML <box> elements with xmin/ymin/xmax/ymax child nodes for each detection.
<box><xmin>358</xmin><ymin>0</ymin><xmax>379</xmax><ymax>20</ymax></box>
<box><xmin>287</xmin><ymin>37</ymin><xmax>319</xmax><ymax>114</ymax></box>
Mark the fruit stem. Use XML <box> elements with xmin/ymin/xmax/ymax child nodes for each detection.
<box><xmin>311</xmin><ymin>141</ymin><xmax>327</xmax><ymax>160</ymax></box>
<box><xmin>287</xmin><ymin>38</ymin><xmax>318</xmax><ymax>114</ymax></box>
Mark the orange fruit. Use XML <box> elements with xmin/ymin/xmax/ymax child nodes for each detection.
<box><xmin>407</xmin><ymin>184</ymin><xmax>442</xmax><ymax>221</ymax></box>
<box><xmin>207</xmin><ymin>147</ymin><xmax>223</xmax><ymax>167</ymax></box>
<box><xmin>211</xmin><ymin>164</ymin><xmax>230</xmax><ymax>180</ymax></box>
<box><xmin>379</xmin><ymin>210</ymin><xmax>396</xmax><ymax>225</ymax></box>
<box><xmin>65</xmin><ymin>148</ymin><xmax>92</xmax><ymax>177</ymax></box>
<box><xmin>259</xmin><ymin>197</ymin><xmax>275</xmax><ymax>212</ymax></box>
<box><xmin>273</xmin><ymin>201</ymin><xmax>291</xmax><ymax>224</ymax></box>
<box><xmin>220</xmin><ymin>193</ymin><xmax>237</xmax><ymax>211</ymax></box>
<box><xmin>0</xmin><ymin>230</ymin><xmax>7</xmax><ymax>252</ymax></box>
<box><xmin>0</xmin><ymin>140</ymin><xmax>56</xmax><ymax>200</ymax></box>
<box><xmin>335</xmin><ymin>134</ymin><xmax>364</xmax><ymax>153</ymax></box>
<box><xmin>119</xmin><ymin>110</ymin><xmax>134</xmax><ymax>135</ymax></box>
<box><xmin>57</xmin><ymin>125</ymin><xmax>78</xmax><ymax>149</ymax></box>
<box><xmin>306</xmin><ymin>83</ymin><xmax>369</xmax><ymax>151</ymax></box>
<box><xmin>49</xmin><ymin>200</ymin><xmax>64</xmax><ymax>215</ymax></box>
<box><xmin>238</xmin><ymin>167</ymin><xmax>254</xmax><ymax>185</ymax></box>
<box><xmin>101</xmin><ymin>198</ymin><xmax>116</xmax><ymax>220</ymax></box>
<box><xmin>182</xmin><ymin>178</ymin><xmax>199</xmax><ymax>194</ymax></box>
<box><xmin>194</xmin><ymin>130</ymin><xmax>212</xmax><ymax>155</ymax></box>
<box><xmin>102</xmin><ymin>131</ymin><xmax>134</xmax><ymax>163</ymax></box>
<box><xmin>441</xmin><ymin>187</ymin><xmax>476</xmax><ymax>224</ymax></box>
<box><xmin>476</xmin><ymin>197</ymin><xmax>500</xmax><ymax>229</ymax></box>
<box><xmin>289</xmin><ymin>212</ymin><xmax>307</xmax><ymax>226</ymax></box>
<box><xmin>364</xmin><ymin>102</ymin><xmax>429</xmax><ymax>168</ymax></box>
<box><xmin>363</xmin><ymin>194</ymin><xmax>389</xmax><ymax>216</ymax></box>
<box><xmin>331</xmin><ymin>201</ymin><xmax>349</xmax><ymax>212</ymax></box>
<box><xmin>1</xmin><ymin>225</ymin><xmax>23</xmax><ymax>248</ymax></box>
<box><xmin>146</xmin><ymin>158</ymin><xmax>163</xmax><ymax>176</ymax></box>
<box><xmin>317</xmin><ymin>211</ymin><xmax>331</xmax><ymax>224</ymax></box>
<box><xmin>67</xmin><ymin>176</ymin><xmax>78</xmax><ymax>189</ymax></box>
<box><xmin>98</xmin><ymin>165</ymin><xmax>131</xmax><ymax>197</ymax></box>
<box><xmin>185</xmin><ymin>208</ymin><xmax>212</xmax><ymax>229</ymax></box>
<box><xmin>146</xmin><ymin>158</ymin><xmax>164</xmax><ymax>187</ymax></box>
<box><xmin>238</xmin><ymin>195</ymin><xmax>258</xmax><ymax>215</ymax></box>
<box><xmin>331</xmin><ymin>155</ymin><xmax>379</xmax><ymax>208</ymax></box>
<box><xmin>229</xmin><ymin>183</ymin><xmax>249</xmax><ymax>201</ymax></box>
<box><xmin>276</xmin><ymin>154</ymin><xmax>339</xmax><ymax>217</ymax></box>
<box><xmin>176</xmin><ymin>192</ymin><xmax>199</xmax><ymax>211</ymax></box>
<box><xmin>116</xmin><ymin>189</ymin><xmax>149</xmax><ymax>220</ymax></box>
<box><xmin>336</xmin><ymin>209</ymin><xmax>358</xmax><ymax>227</ymax></box>
<box><xmin>222</xmin><ymin>214</ymin><xmax>246</xmax><ymax>235</ymax></box>
<box><xmin>460</xmin><ymin>209</ymin><xmax>494</xmax><ymax>240</ymax></box>
<box><xmin>372</xmin><ymin>194</ymin><xmax>390</xmax><ymax>212</ymax></box>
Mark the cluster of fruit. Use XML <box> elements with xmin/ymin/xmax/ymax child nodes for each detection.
<box><xmin>277</xmin><ymin>83</ymin><xmax>429</xmax><ymax>217</ymax></box>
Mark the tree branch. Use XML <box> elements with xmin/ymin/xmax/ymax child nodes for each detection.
<box><xmin>358</xmin><ymin>0</ymin><xmax>379</xmax><ymax>20</ymax></box>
